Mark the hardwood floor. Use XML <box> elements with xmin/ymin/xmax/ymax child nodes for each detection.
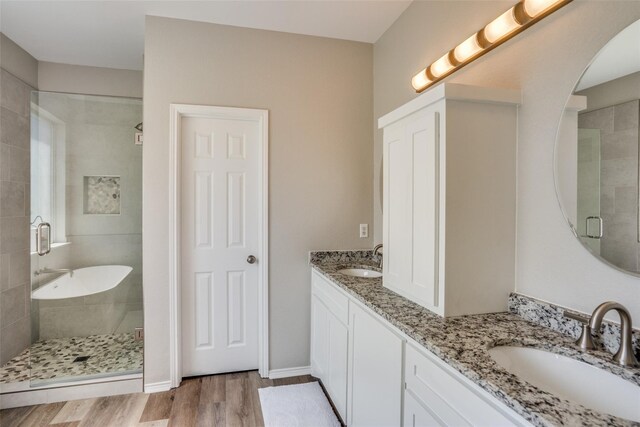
<box><xmin>0</xmin><ymin>371</ymin><xmax>318</xmax><ymax>427</ymax></box>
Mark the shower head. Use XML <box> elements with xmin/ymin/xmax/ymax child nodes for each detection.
<box><xmin>135</xmin><ymin>122</ymin><xmax>143</xmax><ymax>132</ymax></box>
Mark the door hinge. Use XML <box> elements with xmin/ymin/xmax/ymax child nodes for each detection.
<box><xmin>134</xmin><ymin>327</ymin><xmax>144</xmax><ymax>341</ymax></box>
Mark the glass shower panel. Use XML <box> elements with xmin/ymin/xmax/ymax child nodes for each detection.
<box><xmin>577</xmin><ymin>128</ymin><xmax>602</xmax><ymax>255</ymax></box>
<box><xmin>29</xmin><ymin>92</ymin><xmax>143</xmax><ymax>386</ymax></box>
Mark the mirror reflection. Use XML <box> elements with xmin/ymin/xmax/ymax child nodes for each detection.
<box><xmin>556</xmin><ymin>19</ymin><xmax>640</xmax><ymax>275</ymax></box>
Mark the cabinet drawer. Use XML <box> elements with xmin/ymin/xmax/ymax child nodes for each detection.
<box><xmin>405</xmin><ymin>343</ymin><xmax>521</xmax><ymax>427</ymax></box>
<box><xmin>312</xmin><ymin>270</ymin><xmax>349</xmax><ymax>324</ymax></box>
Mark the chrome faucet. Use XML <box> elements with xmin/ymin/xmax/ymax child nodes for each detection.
<box><xmin>373</xmin><ymin>244</ymin><xmax>383</xmax><ymax>269</ymax></box>
<box><xmin>35</xmin><ymin>268</ymin><xmax>74</xmax><ymax>278</ymax></box>
<box><xmin>566</xmin><ymin>301</ymin><xmax>638</xmax><ymax>367</ymax></box>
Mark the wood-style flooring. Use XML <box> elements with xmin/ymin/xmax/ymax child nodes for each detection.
<box><xmin>0</xmin><ymin>371</ymin><xmax>318</xmax><ymax>427</ymax></box>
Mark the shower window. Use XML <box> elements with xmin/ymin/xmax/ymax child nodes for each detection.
<box><xmin>30</xmin><ymin>105</ymin><xmax>66</xmax><ymax>247</ymax></box>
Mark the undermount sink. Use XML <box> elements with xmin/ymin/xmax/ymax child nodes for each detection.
<box><xmin>488</xmin><ymin>346</ymin><xmax>640</xmax><ymax>422</ymax></box>
<box><xmin>338</xmin><ymin>268</ymin><xmax>382</xmax><ymax>278</ymax></box>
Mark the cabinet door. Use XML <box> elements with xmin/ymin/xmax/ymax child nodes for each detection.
<box><xmin>311</xmin><ymin>293</ymin><xmax>349</xmax><ymax>422</ymax></box>
<box><xmin>404</xmin><ymin>390</ymin><xmax>444</xmax><ymax>427</ymax></box>
<box><xmin>383</xmin><ymin>120</ymin><xmax>412</xmax><ymax>292</ymax></box>
<box><xmin>310</xmin><ymin>295</ymin><xmax>329</xmax><ymax>381</ymax></box>
<box><xmin>326</xmin><ymin>313</ymin><xmax>348</xmax><ymax>421</ymax></box>
<box><xmin>383</xmin><ymin>102</ymin><xmax>443</xmax><ymax>313</ymax></box>
<box><xmin>349</xmin><ymin>301</ymin><xmax>403</xmax><ymax>427</ymax></box>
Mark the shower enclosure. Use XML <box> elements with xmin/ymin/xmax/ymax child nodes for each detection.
<box><xmin>576</xmin><ymin>128</ymin><xmax>601</xmax><ymax>255</ymax></box>
<box><xmin>0</xmin><ymin>91</ymin><xmax>143</xmax><ymax>389</ymax></box>
<box><xmin>576</xmin><ymin>100</ymin><xmax>640</xmax><ymax>273</ymax></box>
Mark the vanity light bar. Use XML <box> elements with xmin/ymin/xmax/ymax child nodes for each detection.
<box><xmin>411</xmin><ymin>0</ymin><xmax>572</xmax><ymax>93</ymax></box>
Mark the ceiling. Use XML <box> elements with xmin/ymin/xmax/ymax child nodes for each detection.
<box><xmin>576</xmin><ymin>19</ymin><xmax>640</xmax><ymax>91</ymax></box>
<box><xmin>0</xmin><ymin>0</ymin><xmax>411</xmax><ymax>71</ymax></box>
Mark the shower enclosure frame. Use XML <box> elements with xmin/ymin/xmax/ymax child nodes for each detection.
<box><xmin>0</xmin><ymin>90</ymin><xmax>145</xmax><ymax>407</ymax></box>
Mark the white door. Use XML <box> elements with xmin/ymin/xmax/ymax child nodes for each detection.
<box><xmin>181</xmin><ymin>112</ymin><xmax>263</xmax><ymax>377</ymax></box>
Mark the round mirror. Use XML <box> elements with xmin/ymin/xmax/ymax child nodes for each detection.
<box><xmin>555</xmin><ymin>19</ymin><xmax>640</xmax><ymax>276</ymax></box>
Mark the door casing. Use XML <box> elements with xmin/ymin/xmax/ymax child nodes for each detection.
<box><xmin>168</xmin><ymin>104</ymin><xmax>269</xmax><ymax>387</ymax></box>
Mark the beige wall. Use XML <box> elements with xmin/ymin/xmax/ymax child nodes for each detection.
<box><xmin>143</xmin><ymin>16</ymin><xmax>373</xmax><ymax>384</ymax></box>
<box><xmin>577</xmin><ymin>71</ymin><xmax>640</xmax><ymax>112</ymax></box>
<box><xmin>374</xmin><ymin>2</ymin><xmax>640</xmax><ymax>324</ymax></box>
<box><xmin>0</xmin><ymin>33</ymin><xmax>38</xmax><ymax>88</ymax></box>
<box><xmin>38</xmin><ymin>61</ymin><xmax>143</xmax><ymax>98</ymax></box>
<box><xmin>1</xmin><ymin>34</ymin><xmax>143</xmax><ymax>99</ymax></box>
<box><xmin>0</xmin><ymin>33</ymin><xmax>37</xmax><ymax>364</ymax></box>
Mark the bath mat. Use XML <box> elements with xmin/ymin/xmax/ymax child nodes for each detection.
<box><xmin>258</xmin><ymin>381</ymin><xmax>341</xmax><ymax>427</ymax></box>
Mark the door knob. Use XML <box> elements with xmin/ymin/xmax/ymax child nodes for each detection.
<box><xmin>247</xmin><ymin>255</ymin><xmax>257</xmax><ymax>264</ymax></box>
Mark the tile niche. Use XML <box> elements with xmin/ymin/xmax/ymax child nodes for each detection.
<box><xmin>83</xmin><ymin>176</ymin><xmax>121</xmax><ymax>215</ymax></box>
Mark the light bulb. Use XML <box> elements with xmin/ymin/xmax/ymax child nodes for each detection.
<box><xmin>411</xmin><ymin>69</ymin><xmax>431</xmax><ymax>91</ymax></box>
<box><xmin>430</xmin><ymin>53</ymin><xmax>454</xmax><ymax>78</ymax></box>
<box><xmin>453</xmin><ymin>34</ymin><xmax>483</xmax><ymax>63</ymax></box>
<box><xmin>523</xmin><ymin>0</ymin><xmax>563</xmax><ymax>17</ymax></box>
<box><xmin>484</xmin><ymin>7</ymin><xmax>521</xmax><ymax>44</ymax></box>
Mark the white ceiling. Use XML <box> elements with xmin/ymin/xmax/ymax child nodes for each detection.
<box><xmin>576</xmin><ymin>19</ymin><xmax>640</xmax><ymax>91</ymax></box>
<box><xmin>0</xmin><ymin>0</ymin><xmax>411</xmax><ymax>71</ymax></box>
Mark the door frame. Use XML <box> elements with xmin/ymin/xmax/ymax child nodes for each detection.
<box><xmin>168</xmin><ymin>103</ymin><xmax>269</xmax><ymax>387</ymax></box>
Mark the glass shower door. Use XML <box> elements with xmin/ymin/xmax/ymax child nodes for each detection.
<box><xmin>29</xmin><ymin>91</ymin><xmax>62</xmax><ymax>385</ymax></box>
<box><xmin>29</xmin><ymin>91</ymin><xmax>144</xmax><ymax>387</ymax></box>
<box><xmin>577</xmin><ymin>128</ymin><xmax>602</xmax><ymax>255</ymax></box>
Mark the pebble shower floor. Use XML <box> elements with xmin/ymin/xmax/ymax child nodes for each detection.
<box><xmin>0</xmin><ymin>333</ymin><xmax>142</xmax><ymax>385</ymax></box>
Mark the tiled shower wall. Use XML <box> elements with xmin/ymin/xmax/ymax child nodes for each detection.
<box><xmin>0</xmin><ymin>69</ymin><xmax>32</xmax><ymax>365</ymax></box>
<box><xmin>578</xmin><ymin>99</ymin><xmax>640</xmax><ymax>273</ymax></box>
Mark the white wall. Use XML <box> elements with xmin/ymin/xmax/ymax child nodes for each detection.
<box><xmin>143</xmin><ymin>17</ymin><xmax>373</xmax><ymax>385</ymax></box>
<box><xmin>373</xmin><ymin>2</ymin><xmax>640</xmax><ymax>324</ymax></box>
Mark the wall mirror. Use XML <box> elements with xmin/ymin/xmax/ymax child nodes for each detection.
<box><xmin>555</xmin><ymin>19</ymin><xmax>640</xmax><ymax>276</ymax></box>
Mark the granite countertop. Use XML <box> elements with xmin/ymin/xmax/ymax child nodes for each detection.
<box><xmin>310</xmin><ymin>255</ymin><xmax>640</xmax><ymax>427</ymax></box>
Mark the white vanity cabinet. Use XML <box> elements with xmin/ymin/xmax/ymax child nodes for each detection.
<box><xmin>310</xmin><ymin>271</ymin><xmax>404</xmax><ymax>425</ymax></box>
<box><xmin>379</xmin><ymin>83</ymin><xmax>521</xmax><ymax>317</ymax></box>
<box><xmin>348</xmin><ymin>300</ymin><xmax>403</xmax><ymax>427</ymax></box>
<box><xmin>310</xmin><ymin>268</ymin><xmax>529</xmax><ymax>426</ymax></box>
<box><xmin>403</xmin><ymin>342</ymin><xmax>529</xmax><ymax>427</ymax></box>
<box><xmin>310</xmin><ymin>271</ymin><xmax>350</xmax><ymax>421</ymax></box>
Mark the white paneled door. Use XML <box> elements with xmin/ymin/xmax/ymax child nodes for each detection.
<box><xmin>180</xmin><ymin>112</ymin><xmax>264</xmax><ymax>377</ymax></box>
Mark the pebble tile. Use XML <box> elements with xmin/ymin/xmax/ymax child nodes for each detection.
<box><xmin>0</xmin><ymin>333</ymin><xmax>143</xmax><ymax>385</ymax></box>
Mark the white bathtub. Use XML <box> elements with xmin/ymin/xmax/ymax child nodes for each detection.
<box><xmin>32</xmin><ymin>265</ymin><xmax>133</xmax><ymax>300</ymax></box>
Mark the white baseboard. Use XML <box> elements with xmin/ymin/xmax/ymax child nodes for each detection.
<box><xmin>144</xmin><ymin>380</ymin><xmax>172</xmax><ymax>393</ymax></box>
<box><xmin>144</xmin><ymin>367</ymin><xmax>312</xmax><ymax>391</ymax></box>
<box><xmin>268</xmin><ymin>366</ymin><xmax>312</xmax><ymax>379</ymax></box>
